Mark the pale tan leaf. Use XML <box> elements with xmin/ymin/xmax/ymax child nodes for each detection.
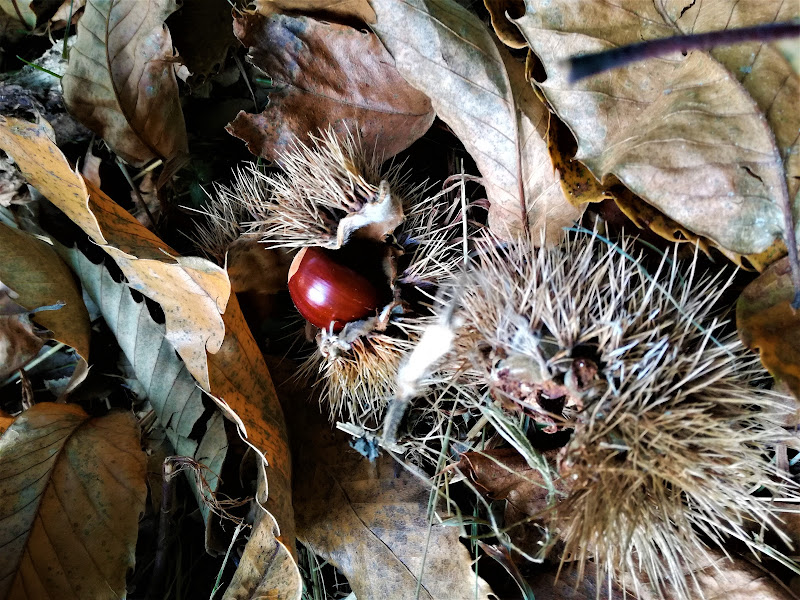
<box><xmin>634</xmin><ymin>550</ymin><xmax>795</xmax><ymax>600</ymax></box>
<box><xmin>292</xmin><ymin>404</ymin><xmax>495</xmax><ymax>600</ymax></box>
<box><xmin>0</xmin><ymin>402</ymin><xmax>146</xmax><ymax>599</ymax></box>
<box><xmin>64</xmin><ymin>249</ymin><xmax>229</xmax><ymax>536</ymax></box>
<box><xmin>61</xmin><ymin>0</ymin><xmax>187</xmax><ymax>166</ymax></box>
<box><xmin>227</xmin><ymin>7</ymin><xmax>434</xmax><ymax>163</ymax></box>
<box><xmin>370</xmin><ymin>0</ymin><xmax>582</xmax><ymax>245</ymax></box>
<box><xmin>514</xmin><ymin>0</ymin><xmax>799</xmax><ymax>255</ymax></box>
<box><xmin>0</xmin><ymin>116</ymin><xmax>228</xmax><ymax>391</ymax></box>
<box><xmin>0</xmin><ymin>223</ymin><xmax>90</xmax><ymax>366</ymax></box>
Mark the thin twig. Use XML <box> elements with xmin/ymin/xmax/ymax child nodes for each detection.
<box><xmin>117</xmin><ymin>157</ymin><xmax>157</xmax><ymax>229</ymax></box>
<box><xmin>147</xmin><ymin>459</ymin><xmax>176</xmax><ymax>600</ymax></box>
<box><xmin>567</xmin><ymin>21</ymin><xmax>800</xmax><ymax>83</ymax></box>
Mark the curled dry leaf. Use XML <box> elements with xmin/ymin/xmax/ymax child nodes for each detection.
<box><xmin>737</xmin><ymin>255</ymin><xmax>800</xmax><ymax>399</ymax></box>
<box><xmin>0</xmin><ymin>117</ymin><xmax>295</xmax><ymax>571</ymax></box>
<box><xmin>64</xmin><ymin>249</ymin><xmax>228</xmax><ymax>537</ymax></box>
<box><xmin>61</xmin><ymin>0</ymin><xmax>188</xmax><ymax>166</ymax></box>
<box><xmin>370</xmin><ymin>0</ymin><xmax>582</xmax><ymax>245</ymax></box>
<box><xmin>0</xmin><ymin>403</ymin><xmax>146</xmax><ymax>599</ymax></box>
<box><xmin>514</xmin><ymin>0</ymin><xmax>799</xmax><ymax>256</ymax></box>
<box><xmin>291</xmin><ymin>403</ymin><xmax>495</xmax><ymax>600</ymax></box>
<box><xmin>0</xmin><ymin>223</ymin><xmax>90</xmax><ymax>372</ymax></box>
<box><xmin>0</xmin><ymin>116</ymin><xmax>227</xmax><ymax>391</ymax></box>
<box><xmin>227</xmin><ymin>7</ymin><xmax>435</xmax><ymax>163</ymax></box>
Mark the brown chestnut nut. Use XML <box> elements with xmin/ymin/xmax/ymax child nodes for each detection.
<box><xmin>288</xmin><ymin>246</ymin><xmax>382</xmax><ymax>332</ymax></box>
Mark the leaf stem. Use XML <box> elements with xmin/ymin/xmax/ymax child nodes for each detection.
<box><xmin>567</xmin><ymin>21</ymin><xmax>800</xmax><ymax>83</ymax></box>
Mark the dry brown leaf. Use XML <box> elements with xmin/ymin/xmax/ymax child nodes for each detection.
<box><xmin>291</xmin><ymin>404</ymin><xmax>495</xmax><ymax>600</ymax></box>
<box><xmin>50</xmin><ymin>0</ymin><xmax>85</xmax><ymax>24</ymax></box>
<box><xmin>370</xmin><ymin>0</ymin><xmax>582</xmax><ymax>245</ymax></box>
<box><xmin>65</xmin><ymin>249</ymin><xmax>230</xmax><ymax>541</ymax></box>
<box><xmin>61</xmin><ymin>0</ymin><xmax>188</xmax><ymax>166</ymax></box>
<box><xmin>0</xmin><ymin>402</ymin><xmax>146</xmax><ymax>599</ymax></box>
<box><xmin>255</xmin><ymin>0</ymin><xmax>375</xmax><ymax>23</ymax></box>
<box><xmin>227</xmin><ymin>7</ymin><xmax>435</xmax><ymax>163</ymax></box>
<box><xmin>0</xmin><ymin>116</ymin><xmax>228</xmax><ymax>391</ymax></box>
<box><xmin>635</xmin><ymin>550</ymin><xmax>796</xmax><ymax>600</ymax></box>
<box><xmin>454</xmin><ymin>448</ymin><xmax>566</xmax><ymax>556</ymax></box>
<box><xmin>0</xmin><ymin>306</ymin><xmax>42</xmax><ymax>380</ymax></box>
<box><xmin>514</xmin><ymin>0</ymin><xmax>799</xmax><ymax>256</ymax></box>
<box><xmin>483</xmin><ymin>0</ymin><xmax>525</xmax><ymax>49</ymax></box>
<box><xmin>547</xmin><ymin>118</ymin><xmax>614</xmax><ymax>207</ymax></box>
<box><xmin>0</xmin><ymin>117</ymin><xmax>296</xmax><ymax>574</ymax></box>
<box><xmin>168</xmin><ymin>0</ymin><xmax>239</xmax><ymax>83</ymax></box>
<box><xmin>737</xmin><ymin>256</ymin><xmax>800</xmax><ymax>399</ymax></box>
<box><xmin>0</xmin><ymin>0</ymin><xmax>61</xmax><ymax>28</ymax></box>
<box><xmin>0</xmin><ymin>410</ymin><xmax>12</xmax><ymax>435</ymax></box>
<box><xmin>0</xmin><ymin>223</ymin><xmax>90</xmax><ymax>367</ymax></box>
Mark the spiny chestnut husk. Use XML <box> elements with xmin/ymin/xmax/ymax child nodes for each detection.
<box><xmin>216</xmin><ymin>129</ymin><xmax>469</xmax><ymax>423</ymax></box>
<box><xmin>423</xmin><ymin>231</ymin><xmax>799</xmax><ymax>600</ymax></box>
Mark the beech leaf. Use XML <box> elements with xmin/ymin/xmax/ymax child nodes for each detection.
<box><xmin>0</xmin><ymin>223</ymin><xmax>90</xmax><ymax>370</ymax></box>
<box><xmin>0</xmin><ymin>116</ymin><xmax>228</xmax><ymax>391</ymax></box>
<box><xmin>292</xmin><ymin>404</ymin><xmax>495</xmax><ymax>600</ymax></box>
<box><xmin>369</xmin><ymin>0</ymin><xmax>582</xmax><ymax>245</ymax></box>
<box><xmin>0</xmin><ymin>403</ymin><xmax>146</xmax><ymax>599</ymax></box>
<box><xmin>514</xmin><ymin>0</ymin><xmax>799</xmax><ymax>255</ymax></box>
<box><xmin>227</xmin><ymin>7</ymin><xmax>435</xmax><ymax>163</ymax></box>
<box><xmin>61</xmin><ymin>0</ymin><xmax>188</xmax><ymax>166</ymax></box>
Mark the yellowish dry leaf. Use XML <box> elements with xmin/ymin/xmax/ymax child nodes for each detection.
<box><xmin>737</xmin><ymin>256</ymin><xmax>800</xmax><ymax>399</ymax></box>
<box><xmin>0</xmin><ymin>403</ymin><xmax>146</xmax><ymax>599</ymax></box>
<box><xmin>370</xmin><ymin>0</ymin><xmax>582</xmax><ymax>245</ymax></box>
<box><xmin>0</xmin><ymin>223</ymin><xmax>90</xmax><ymax>366</ymax></box>
<box><xmin>514</xmin><ymin>0</ymin><xmax>799</xmax><ymax>255</ymax></box>
<box><xmin>61</xmin><ymin>0</ymin><xmax>187</xmax><ymax>166</ymax></box>
<box><xmin>0</xmin><ymin>116</ymin><xmax>228</xmax><ymax>391</ymax></box>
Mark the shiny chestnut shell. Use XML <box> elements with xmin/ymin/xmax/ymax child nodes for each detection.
<box><xmin>288</xmin><ymin>246</ymin><xmax>382</xmax><ymax>332</ymax></box>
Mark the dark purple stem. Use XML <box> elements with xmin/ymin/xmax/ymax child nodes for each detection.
<box><xmin>567</xmin><ymin>21</ymin><xmax>800</xmax><ymax>83</ymax></box>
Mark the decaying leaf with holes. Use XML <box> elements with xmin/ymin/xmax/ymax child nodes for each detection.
<box><xmin>0</xmin><ymin>402</ymin><xmax>146</xmax><ymax>599</ymax></box>
<box><xmin>227</xmin><ymin>5</ymin><xmax>434</xmax><ymax>163</ymax></box>
<box><xmin>0</xmin><ymin>115</ymin><xmax>298</xmax><ymax>586</ymax></box>
<box><xmin>64</xmin><ymin>249</ymin><xmax>229</xmax><ymax>543</ymax></box>
<box><xmin>513</xmin><ymin>0</ymin><xmax>799</xmax><ymax>256</ymax></box>
<box><xmin>61</xmin><ymin>0</ymin><xmax>187</xmax><ymax>166</ymax></box>
<box><xmin>370</xmin><ymin>0</ymin><xmax>582</xmax><ymax>245</ymax></box>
